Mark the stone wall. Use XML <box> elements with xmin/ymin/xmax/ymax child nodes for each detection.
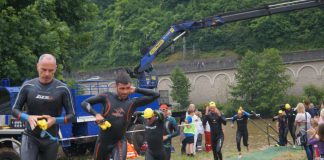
<box><xmin>68</xmin><ymin>49</ymin><xmax>324</xmax><ymax>105</ymax></box>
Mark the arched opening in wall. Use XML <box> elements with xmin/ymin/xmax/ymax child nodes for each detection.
<box><xmin>157</xmin><ymin>78</ymin><xmax>172</xmax><ymax>103</ymax></box>
<box><xmin>294</xmin><ymin>65</ymin><xmax>318</xmax><ymax>95</ymax></box>
<box><xmin>321</xmin><ymin>65</ymin><xmax>324</xmax><ymax>80</ymax></box>
<box><xmin>190</xmin><ymin>75</ymin><xmax>212</xmax><ymax>104</ymax></box>
<box><xmin>213</xmin><ymin>74</ymin><xmax>231</xmax><ymax>103</ymax></box>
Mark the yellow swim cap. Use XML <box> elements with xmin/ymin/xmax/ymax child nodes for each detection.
<box><xmin>209</xmin><ymin>101</ymin><xmax>216</xmax><ymax>107</ymax></box>
<box><xmin>143</xmin><ymin>108</ymin><xmax>154</xmax><ymax>119</ymax></box>
<box><xmin>278</xmin><ymin>110</ymin><xmax>283</xmax><ymax>114</ymax></box>
<box><xmin>285</xmin><ymin>104</ymin><xmax>291</xmax><ymax>110</ymax></box>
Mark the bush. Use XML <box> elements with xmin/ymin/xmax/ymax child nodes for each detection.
<box><xmin>303</xmin><ymin>85</ymin><xmax>324</xmax><ymax>106</ymax></box>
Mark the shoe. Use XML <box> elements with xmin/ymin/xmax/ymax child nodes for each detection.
<box><xmin>293</xmin><ymin>145</ymin><xmax>296</xmax><ymax>149</ymax></box>
<box><xmin>238</xmin><ymin>153</ymin><xmax>242</xmax><ymax>159</ymax></box>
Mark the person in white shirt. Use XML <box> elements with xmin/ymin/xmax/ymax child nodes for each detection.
<box><xmin>295</xmin><ymin>102</ymin><xmax>313</xmax><ymax>160</ymax></box>
<box><xmin>195</xmin><ymin>111</ymin><xmax>204</xmax><ymax>151</ymax></box>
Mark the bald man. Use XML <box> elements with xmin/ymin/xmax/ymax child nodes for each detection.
<box><xmin>12</xmin><ymin>53</ymin><xmax>75</xmax><ymax>160</ymax></box>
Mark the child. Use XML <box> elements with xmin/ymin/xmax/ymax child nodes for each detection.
<box><xmin>311</xmin><ymin>119</ymin><xmax>320</xmax><ymax>160</ymax></box>
<box><xmin>184</xmin><ymin>111</ymin><xmax>196</xmax><ymax>157</ymax></box>
<box><xmin>308</xmin><ymin>123</ymin><xmax>324</xmax><ymax>160</ymax></box>
<box><xmin>195</xmin><ymin>111</ymin><xmax>204</xmax><ymax>152</ymax></box>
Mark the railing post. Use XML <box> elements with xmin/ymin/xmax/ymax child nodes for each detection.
<box><xmin>267</xmin><ymin>125</ymin><xmax>270</xmax><ymax>146</ymax></box>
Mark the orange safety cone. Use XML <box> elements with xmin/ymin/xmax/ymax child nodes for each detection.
<box><xmin>127</xmin><ymin>141</ymin><xmax>139</xmax><ymax>159</ymax></box>
<box><xmin>205</xmin><ymin>131</ymin><xmax>212</xmax><ymax>152</ymax></box>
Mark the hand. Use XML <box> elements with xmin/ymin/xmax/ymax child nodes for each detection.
<box><xmin>42</xmin><ymin>115</ymin><xmax>56</xmax><ymax>129</ymax></box>
<box><xmin>129</xmin><ymin>86</ymin><xmax>136</xmax><ymax>94</ymax></box>
<box><xmin>28</xmin><ymin>115</ymin><xmax>44</xmax><ymax>130</ymax></box>
<box><xmin>95</xmin><ymin>114</ymin><xmax>105</xmax><ymax>124</ymax></box>
<box><xmin>215</xmin><ymin>108</ymin><xmax>221</xmax><ymax>116</ymax></box>
<box><xmin>205</xmin><ymin>107</ymin><xmax>209</xmax><ymax>115</ymax></box>
<box><xmin>231</xmin><ymin>124</ymin><xmax>234</xmax><ymax>128</ymax></box>
<box><xmin>307</xmin><ymin>128</ymin><xmax>317</xmax><ymax>137</ymax></box>
<box><xmin>163</xmin><ymin>135</ymin><xmax>169</xmax><ymax>141</ymax></box>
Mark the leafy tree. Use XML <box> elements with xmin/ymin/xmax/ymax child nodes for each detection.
<box><xmin>170</xmin><ymin>66</ymin><xmax>191</xmax><ymax>110</ymax></box>
<box><xmin>230</xmin><ymin>48</ymin><xmax>293</xmax><ymax>114</ymax></box>
<box><xmin>0</xmin><ymin>0</ymin><xmax>98</xmax><ymax>84</ymax></box>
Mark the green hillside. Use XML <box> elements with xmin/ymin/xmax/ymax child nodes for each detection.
<box><xmin>1</xmin><ymin>0</ymin><xmax>323</xmax><ymax>82</ymax></box>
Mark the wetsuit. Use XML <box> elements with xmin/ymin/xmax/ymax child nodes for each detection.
<box><xmin>144</xmin><ymin>111</ymin><xmax>166</xmax><ymax>160</ymax></box>
<box><xmin>203</xmin><ymin>112</ymin><xmax>226</xmax><ymax>160</ymax></box>
<box><xmin>285</xmin><ymin>109</ymin><xmax>296</xmax><ymax>145</ymax></box>
<box><xmin>163</xmin><ymin>116</ymin><xmax>179</xmax><ymax>160</ymax></box>
<box><xmin>278</xmin><ymin>115</ymin><xmax>288</xmax><ymax>146</ymax></box>
<box><xmin>232</xmin><ymin>111</ymin><xmax>249</xmax><ymax>152</ymax></box>
<box><xmin>81</xmin><ymin>88</ymin><xmax>159</xmax><ymax>160</ymax></box>
<box><xmin>12</xmin><ymin>78</ymin><xmax>75</xmax><ymax>160</ymax></box>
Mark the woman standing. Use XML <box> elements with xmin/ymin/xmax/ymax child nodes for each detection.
<box><xmin>295</xmin><ymin>103</ymin><xmax>313</xmax><ymax>160</ymax></box>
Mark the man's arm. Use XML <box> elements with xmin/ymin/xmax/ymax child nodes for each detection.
<box><xmin>202</xmin><ymin>115</ymin><xmax>208</xmax><ymax>128</ymax></box>
<box><xmin>55</xmin><ymin>86</ymin><xmax>76</xmax><ymax>124</ymax></box>
<box><xmin>12</xmin><ymin>84</ymin><xmax>29</xmax><ymax>121</ymax></box>
<box><xmin>232</xmin><ymin>115</ymin><xmax>237</xmax><ymax>124</ymax></box>
<box><xmin>81</xmin><ymin>95</ymin><xmax>106</xmax><ymax>116</ymax></box>
<box><xmin>168</xmin><ymin>117</ymin><xmax>180</xmax><ymax>139</ymax></box>
<box><xmin>231</xmin><ymin>115</ymin><xmax>237</xmax><ymax>128</ymax></box>
<box><xmin>132</xmin><ymin>88</ymin><xmax>160</xmax><ymax>107</ymax></box>
<box><xmin>219</xmin><ymin>114</ymin><xmax>227</xmax><ymax>125</ymax></box>
<box><xmin>243</xmin><ymin>111</ymin><xmax>250</xmax><ymax>117</ymax></box>
<box><xmin>12</xmin><ymin>83</ymin><xmax>43</xmax><ymax>130</ymax></box>
<box><xmin>154</xmin><ymin>110</ymin><xmax>164</xmax><ymax>122</ymax></box>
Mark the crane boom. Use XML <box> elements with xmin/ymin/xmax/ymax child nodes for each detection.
<box><xmin>131</xmin><ymin>0</ymin><xmax>323</xmax><ymax>88</ymax></box>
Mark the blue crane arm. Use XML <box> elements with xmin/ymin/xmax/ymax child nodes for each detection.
<box><xmin>138</xmin><ymin>16</ymin><xmax>224</xmax><ymax>73</ymax></box>
<box><xmin>132</xmin><ymin>0</ymin><xmax>323</xmax><ymax>88</ymax></box>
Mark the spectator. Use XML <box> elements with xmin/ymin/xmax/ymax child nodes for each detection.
<box><xmin>295</xmin><ymin>102</ymin><xmax>313</xmax><ymax>160</ymax></box>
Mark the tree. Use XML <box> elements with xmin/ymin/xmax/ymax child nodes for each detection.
<box><xmin>0</xmin><ymin>0</ymin><xmax>98</xmax><ymax>84</ymax></box>
<box><xmin>170</xmin><ymin>66</ymin><xmax>191</xmax><ymax>110</ymax></box>
<box><xmin>230</xmin><ymin>48</ymin><xmax>293</xmax><ymax>114</ymax></box>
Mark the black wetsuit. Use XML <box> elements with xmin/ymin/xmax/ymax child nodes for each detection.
<box><xmin>278</xmin><ymin>115</ymin><xmax>288</xmax><ymax>146</ymax></box>
<box><xmin>145</xmin><ymin>111</ymin><xmax>166</xmax><ymax>160</ymax></box>
<box><xmin>203</xmin><ymin>112</ymin><xmax>226</xmax><ymax>160</ymax></box>
<box><xmin>81</xmin><ymin>88</ymin><xmax>159</xmax><ymax>160</ymax></box>
<box><xmin>12</xmin><ymin>78</ymin><xmax>75</xmax><ymax>160</ymax></box>
<box><xmin>285</xmin><ymin>109</ymin><xmax>296</xmax><ymax>145</ymax></box>
<box><xmin>163</xmin><ymin>116</ymin><xmax>179</xmax><ymax>160</ymax></box>
<box><xmin>232</xmin><ymin>112</ymin><xmax>249</xmax><ymax>152</ymax></box>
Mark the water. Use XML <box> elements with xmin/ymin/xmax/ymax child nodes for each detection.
<box><xmin>222</xmin><ymin>118</ymin><xmax>286</xmax><ymax>157</ymax></box>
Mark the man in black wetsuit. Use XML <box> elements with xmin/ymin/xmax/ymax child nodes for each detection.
<box><xmin>283</xmin><ymin>104</ymin><xmax>296</xmax><ymax>147</ymax></box>
<box><xmin>160</xmin><ymin>104</ymin><xmax>179</xmax><ymax>160</ymax></box>
<box><xmin>231</xmin><ymin>108</ymin><xmax>250</xmax><ymax>158</ymax></box>
<box><xmin>141</xmin><ymin>108</ymin><xmax>166</xmax><ymax>160</ymax></box>
<box><xmin>203</xmin><ymin>101</ymin><xmax>226</xmax><ymax>160</ymax></box>
<box><xmin>12</xmin><ymin>53</ymin><xmax>75</xmax><ymax>160</ymax></box>
<box><xmin>81</xmin><ymin>71</ymin><xmax>159</xmax><ymax>160</ymax></box>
